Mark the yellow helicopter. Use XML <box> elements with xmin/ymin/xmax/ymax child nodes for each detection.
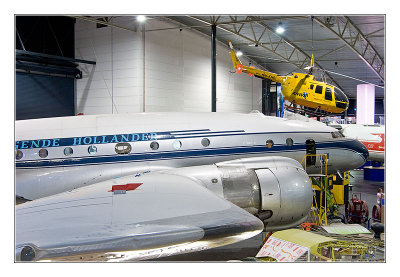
<box><xmin>228</xmin><ymin>41</ymin><xmax>349</xmax><ymax>114</ymax></box>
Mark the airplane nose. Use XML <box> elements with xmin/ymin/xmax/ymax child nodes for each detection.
<box><xmin>352</xmin><ymin>139</ymin><xmax>369</xmax><ymax>162</ymax></box>
<box><xmin>333</xmin><ymin>139</ymin><xmax>369</xmax><ymax>172</ymax></box>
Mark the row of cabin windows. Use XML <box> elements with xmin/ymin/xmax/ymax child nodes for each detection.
<box><xmin>310</xmin><ymin>84</ymin><xmax>333</xmax><ymax>101</ymax></box>
<box><xmin>15</xmin><ymin>134</ymin><xmax>344</xmax><ymax>160</ymax></box>
<box><xmin>15</xmin><ymin>137</ymin><xmax>305</xmax><ymax>160</ymax></box>
<box><xmin>15</xmin><ymin>138</ymin><xmax>211</xmax><ymax>160</ymax></box>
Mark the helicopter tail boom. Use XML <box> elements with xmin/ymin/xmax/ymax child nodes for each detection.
<box><xmin>228</xmin><ymin>41</ymin><xmax>283</xmax><ymax>83</ymax></box>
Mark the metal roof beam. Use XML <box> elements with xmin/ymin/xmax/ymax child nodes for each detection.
<box><xmin>231</xmin><ymin>35</ymin><xmax>383</xmax><ymax>46</ymax></box>
<box><xmin>187</xmin><ymin>16</ymin><xmax>345</xmax><ymax>91</ymax></box>
<box><xmin>164</xmin><ymin>16</ymin><xmax>269</xmax><ymax>71</ymax></box>
<box><xmin>365</xmin><ymin>27</ymin><xmax>384</xmax><ymax>38</ymax></box>
<box><xmin>216</xmin><ymin>16</ymin><xmax>307</xmax><ymax>25</ymax></box>
<box><xmin>313</xmin><ymin>16</ymin><xmax>384</xmax><ymax>81</ymax></box>
<box><xmin>187</xmin><ymin>16</ymin><xmax>301</xmax><ymax>67</ymax></box>
<box><xmin>71</xmin><ymin>16</ymin><xmax>138</xmax><ymax>32</ymax></box>
<box><xmin>16</xmin><ymin>50</ymin><xmax>96</xmax><ymax>65</ymax></box>
<box><xmin>316</xmin><ymin>45</ymin><xmax>347</xmax><ymax>60</ymax></box>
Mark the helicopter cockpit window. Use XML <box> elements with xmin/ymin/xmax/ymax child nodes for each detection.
<box><xmin>325</xmin><ymin>87</ymin><xmax>333</xmax><ymax>101</ymax></box>
<box><xmin>334</xmin><ymin>87</ymin><xmax>348</xmax><ymax>102</ymax></box>
<box><xmin>315</xmin><ymin>85</ymin><xmax>323</xmax><ymax>94</ymax></box>
<box><xmin>294</xmin><ymin>75</ymin><xmax>298</xmax><ymax>78</ymax></box>
<box><xmin>310</xmin><ymin>84</ymin><xmax>314</xmax><ymax>90</ymax></box>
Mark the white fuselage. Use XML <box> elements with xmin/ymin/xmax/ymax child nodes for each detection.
<box><xmin>15</xmin><ymin>112</ymin><xmax>368</xmax><ymax>200</ymax></box>
<box><xmin>340</xmin><ymin>124</ymin><xmax>384</xmax><ymax>162</ymax></box>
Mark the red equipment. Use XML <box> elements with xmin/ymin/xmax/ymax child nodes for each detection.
<box><xmin>345</xmin><ymin>193</ymin><xmax>369</xmax><ymax>223</ymax></box>
<box><xmin>372</xmin><ymin>205</ymin><xmax>381</xmax><ymax>222</ymax></box>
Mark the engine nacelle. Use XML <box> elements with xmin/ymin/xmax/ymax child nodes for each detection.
<box><xmin>165</xmin><ymin>156</ymin><xmax>313</xmax><ymax>231</ymax></box>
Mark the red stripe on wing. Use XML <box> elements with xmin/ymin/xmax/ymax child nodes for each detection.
<box><xmin>109</xmin><ymin>183</ymin><xmax>142</xmax><ymax>192</ymax></box>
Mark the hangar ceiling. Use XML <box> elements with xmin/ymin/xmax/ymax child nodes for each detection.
<box><xmin>74</xmin><ymin>15</ymin><xmax>385</xmax><ymax>99</ymax></box>
<box><xmin>163</xmin><ymin>15</ymin><xmax>384</xmax><ymax>99</ymax></box>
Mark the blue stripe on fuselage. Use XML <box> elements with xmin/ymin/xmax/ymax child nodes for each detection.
<box><xmin>15</xmin><ymin>129</ymin><xmax>247</xmax><ymax>150</ymax></box>
<box><xmin>15</xmin><ymin>139</ymin><xmax>366</xmax><ymax>168</ymax></box>
<box><xmin>15</xmin><ymin>130</ymin><xmax>332</xmax><ymax>150</ymax></box>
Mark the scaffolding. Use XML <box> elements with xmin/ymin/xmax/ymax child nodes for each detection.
<box><xmin>301</xmin><ymin>154</ymin><xmax>334</xmax><ymax>226</ymax></box>
<box><xmin>255</xmin><ymin>229</ymin><xmax>384</xmax><ymax>262</ymax></box>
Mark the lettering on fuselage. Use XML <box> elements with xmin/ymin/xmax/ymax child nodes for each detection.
<box><xmin>292</xmin><ymin>91</ymin><xmax>309</xmax><ymax>99</ymax></box>
<box><xmin>15</xmin><ymin>133</ymin><xmax>158</xmax><ymax>150</ymax></box>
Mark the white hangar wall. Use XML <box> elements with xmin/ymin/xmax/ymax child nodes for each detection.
<box><xmin>75</xmin><ymin>17</ymin><xmax>262</xmax><ymax>115</ymax></box>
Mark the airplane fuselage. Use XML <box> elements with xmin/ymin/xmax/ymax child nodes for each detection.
<box><xmin>15</xmin><ymin>112</ymin><xmax>368</xmax><ymax>200</ymax></box>
<box><xmin>339</xmin><ymin>124</ymin><xmax>384</xmax><ymax>162</ymax></box>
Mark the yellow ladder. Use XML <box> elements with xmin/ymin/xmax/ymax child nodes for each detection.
<box><xmin>301</xmin><ymin>154</ymin><xmax>329</xmax><ymax>226</ymax></box>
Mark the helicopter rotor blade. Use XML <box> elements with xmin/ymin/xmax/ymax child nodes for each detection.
<box><xmin>291</xmin><ymin>75</ymin><xmax>310</xmax><ymax>95</ymax></box>
<box><xmin>313</xmin><ymin>68</ymin><xmax>384</xmax><ymax>89</ymax></box>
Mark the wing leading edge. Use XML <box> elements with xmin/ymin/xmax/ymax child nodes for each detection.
<box><xmin>16</xmin><ymin>172</ymin><xmax>264</xmax><ymax>261</ymax></box>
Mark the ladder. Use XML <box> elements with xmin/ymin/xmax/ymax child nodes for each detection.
<box><xmin>301</xmin><ymin>154</ymin><xmax>330</xmax><ymax>226</ymax></box>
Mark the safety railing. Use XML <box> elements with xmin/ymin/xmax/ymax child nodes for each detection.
<box><xmin>300</xmin><ymin>153</ymin><xmax>328</xmax><ymax>176</ymax></box>
<box><xmin>301</xmin><ymin>154</ymin><xmax>329</xmax><ymax>226</ymax></box>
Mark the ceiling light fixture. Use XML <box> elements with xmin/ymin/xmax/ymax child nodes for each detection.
<box><xmin>137</xmin><ymin>15</ymin><xmax>146</xmax><ymax>22</ymax></box>
<box><xmin>237</xmin><ymin>50</ymin><xmax>243</xmax><ymax>57</ymax></box>
<box><xmin>276</xmin><ymin>22</ymin><xmax>285</xmax><ymax>34</ymax></box>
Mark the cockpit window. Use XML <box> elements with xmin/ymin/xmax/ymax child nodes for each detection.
<box><xmin>331</xmin><ymin>131</ymin><xmax>344</xmax><ymax>138</ymax></box>
<box><xmin>333</xmin><ymin>87</ymin><xmax>348</xmax><ymax>102</ymax></box>
<box><xmin>315</xmin><ymin>85</ymin><xmax>323</xmax><ymax>94</ymax></box>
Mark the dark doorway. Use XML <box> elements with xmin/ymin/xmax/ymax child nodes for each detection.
<box><xmin>306</xmin><ymin>139</ymin><xmax>316</xmax><ymax>166</ymax></box>
<box><xmin>15</xmin><ymin>16</ymin><xmax>76</xmax><ymax>120</ymax></box>
<box><xmin>16</xmin><ymin>72</ymin><xmax>75</xmax><ymax>120</ymax></box>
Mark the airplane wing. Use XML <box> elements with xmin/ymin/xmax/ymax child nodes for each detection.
<box><xmin>16</xmin><ymin>172</ymin><xmax>264</xmax><ymax>261</ymax></box>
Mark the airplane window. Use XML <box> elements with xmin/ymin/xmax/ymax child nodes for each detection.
<box><xmin>115</xmin><ymin>142</ymin><xmax>132</xmax><ymax>154</ymax></box>
<box><xmin>201</xmin><ymin>138</ymin><xmax>210</xmax><ymax>147</ymax></box>
<box><xmin>16</xmin><ymin>150</ymin><xmax>23</xmax><ymax>160</ymax></box>
<box><xmin>286</xmin><ymin>138</ymin><xmax>294</xmax><ymax>146</ymax></box>
<box><xmin>150</xmin><ymin>141</ymin><xmax>159</xmax><ymax>150</ymax></box>
<box><xmin>88</xmin><ymin>145</ymin><xmax>97</xmax><ymax>154</ymax></box>
<box><xmin>315</xmin><ymin>85</ymin><xmax>323</xmax><ymax>94</ymax></box>
<box><xmin>325</xmin><ymin>87</ymin><xmax>333</xmax><ymax>101</ymax></box>
<box><xmin>310</xmin><ymin>84</ymin><xmax>314</xmax><ymax>90</ymax></box>
<box><xmin>38</xmin><ymin>149</ymin><xmax>48</xmax><ymax>158</ymax></box>
<box><xmin>173</xmin><ymin>140</ymin><xmax>182</xmax><ymax>150</ymax></box>
<box><xmin>266</xmin><ymin>139</ymin><xmax>274</xmax><ymax>148</ymax></box>
<box><xmin>64</xmin><ymin>147</ymin><xmax>73</xmax><ymax>156</ymax></box>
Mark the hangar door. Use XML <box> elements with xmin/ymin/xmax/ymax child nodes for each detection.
<box><xmin>16</xmin><ymin>72</ymin><xmax>74</xmax><ymax>120</ymax></box>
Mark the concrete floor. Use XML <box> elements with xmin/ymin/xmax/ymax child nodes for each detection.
<box><xmin>339</xmin><ymin>169</ymin><xmax>385</xmax><ymax>222</ymax></box>
<box><xmin>152</xmin><ymin>169</ymin><xmax>385</xmax><ymax>262</ymax></box>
